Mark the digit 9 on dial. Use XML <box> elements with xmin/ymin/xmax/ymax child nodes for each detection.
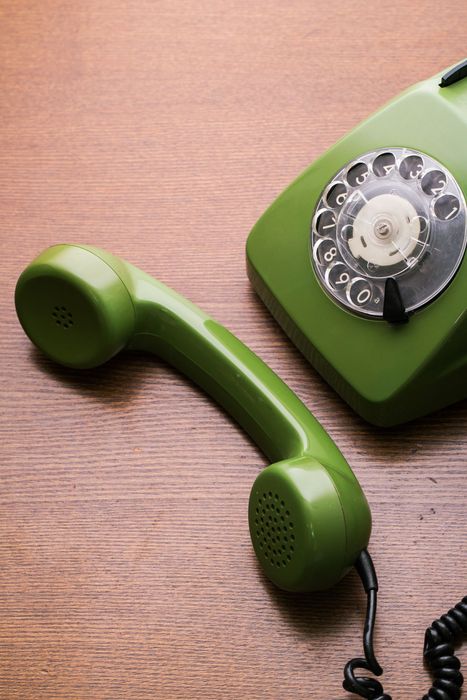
<box><xmin>310</xmin><ymin>148</ymin><xmax>467</xmax><ymax>319</ymax></box>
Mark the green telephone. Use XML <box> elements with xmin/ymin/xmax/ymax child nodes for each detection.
<box><xmin>15</xmin><ymin>243</ymin><xmax>466</xmax><ymax>700</ymax></box>
<box><xmin>247</xmin><ymin>61</ymin><xmax>467</xmax><ymax>426</ymax></box>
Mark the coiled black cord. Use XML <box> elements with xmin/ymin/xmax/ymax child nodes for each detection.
<box><xmin>343</xmin><ymin>550</ymin><xmax>467</xmax><ymax>700</ymax></box>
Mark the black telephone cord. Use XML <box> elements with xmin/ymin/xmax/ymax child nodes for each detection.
<box><xmin>343</xmin><ymin>550</ymin><xmax>467</xmax><ymax>700</ymax></box>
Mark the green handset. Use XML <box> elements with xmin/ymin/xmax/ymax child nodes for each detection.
<box><xmin>15</xmin><ymin>244</ymin><xmax>466</xmax><ymax>699</ymax></box>
<box><xmin>247</xmin><ymin>61</ymin><xmax>467</xmax><ymax>426</ymax></box>
<box><xmin>14</xmin><ymin>243</ymin><xmax>371</xmax><ymax>593</ymax></box>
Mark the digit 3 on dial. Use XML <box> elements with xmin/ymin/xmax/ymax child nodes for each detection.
<box><xmin>310</xmin><ymin>148</ymin><xmax>467</xmax><ymax>321</ymax></box>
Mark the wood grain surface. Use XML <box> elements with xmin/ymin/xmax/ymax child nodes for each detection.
<box><xmin>1</xmin><ymin>2</ymin><xmax>466</xmax><ymax>698</ymax></box>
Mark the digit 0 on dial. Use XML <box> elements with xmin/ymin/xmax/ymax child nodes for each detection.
<box><xmin>310</xmin><ymin>148</ymin><xmax>467</xmax><ymax>318</ymax></box>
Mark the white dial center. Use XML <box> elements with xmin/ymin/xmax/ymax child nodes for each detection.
<box><xmin>348</xmin><ymin>193</ymin><xmax>421</xmax><ymax>267</ymax></box>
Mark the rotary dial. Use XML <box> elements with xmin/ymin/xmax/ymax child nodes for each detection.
<box><xmin>310</xmin><ymin>148</ymin><xmax>467</xmax><ymax>318</ymax></box>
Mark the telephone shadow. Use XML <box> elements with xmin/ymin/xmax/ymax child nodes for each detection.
<box><xmin>352</xmin><ymin>396</ymin><xmax>467</xmax><ymax>468</ymax></box>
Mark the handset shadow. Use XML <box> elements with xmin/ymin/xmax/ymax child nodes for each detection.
<box><xmin>250</xmin><ymin>549</ymin><xmax>364</xmax><ymax>636</ymax></box>
<box><xmin>251</xmin><ymin>558</ymin><xmax>364</xmax><ymax>698</ymax></box>
<box><xmin>29</xmin><ymin>346</ymin><xmax>152</xmax><ymax>405</ymax></box>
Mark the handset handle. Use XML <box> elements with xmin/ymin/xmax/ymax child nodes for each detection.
<box><xmin>128</xmin><ymin>266</ymin><xmax>342</xmax><ymax>468</ymax></box>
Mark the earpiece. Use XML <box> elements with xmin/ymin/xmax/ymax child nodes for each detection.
<box><xmin>15</xmin><ymin>243</ymin><xmax>371</xmax><ymax>593</ymax></box>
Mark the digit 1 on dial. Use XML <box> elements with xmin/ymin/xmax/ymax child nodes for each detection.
<box><xmin>314</xmin><ymin>209</ymin><xmax>337</xmax><ymax>237</ymax></box>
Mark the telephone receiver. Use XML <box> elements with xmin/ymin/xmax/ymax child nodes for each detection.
<box><xmin>14</xmin><ymin>243</ymin><xmax>371</xmax><ymax>594</ymax></box>
<box><xmin>15</xmin><ymin>244</ymin><xmax>466</xmax><ymax>700</ymax></box>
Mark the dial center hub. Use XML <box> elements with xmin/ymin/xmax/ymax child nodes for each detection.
<box><xmin>349</xmin><ymin>193</ymin><xmax>420</xmax><ymax>266</ymax></box>
<box><xmin>374</xmin><ymin>216</ymin><xmax>396</xmax><ymax>239</ymax></box>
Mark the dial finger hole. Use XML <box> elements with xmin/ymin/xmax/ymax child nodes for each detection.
<box><xmin>421</xmin><ymin>169</ymin><xmax>447</xmax><ymax>197</ymax></box>
<box><xmin>433</xmin><ymin>194</ymin><xmax>461</xmax><ymax>221</ymax></box>
<box><xmin>346</xmin><ymin>162</ymin><xmax>369</xmax><ymax>188</ymax></box>
<box><xmin>410</xmin><ymin>215</ymin><xmax>429</xmax><ymax>234</ymax></box>
<box><xmin>313</xmin><ymin>238</ymin><xmax>339</xmax><ymax>266</ymax></box>
<box><xmin>314</xmin><ymin>208</ymin><xmax>337</xmax><ymax>236</ymax></box>
<box><xmin>372</xmin><ymin>152</ymin><xmax>396</xmax><ymax>177</ymax></box>
<box><xmin>347</xmin><ymin>277</ymin><xmax>373</xmax><ymax>308</ymax></box>
<box><xmin>325</xmin><ymin>262</ymin><xmax>352</xmax><ymax>291</ymax></box>
<box><xmin>324</xmin><ymin>181</ymin><xmax>348</xmax><ymax>209</ymax></box>
<box><xmin>399</xmin><ymin>154</ymin><xmax>424</xmax><ymax>180</ymax></box>
<box><xmin>339</xmin><ymin>223</ymin><xmax>354</xmax><ymax>243</ymax></box>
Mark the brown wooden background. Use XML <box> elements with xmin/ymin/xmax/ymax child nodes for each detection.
<box><xmin>1</xmin><ymin>2</ymin><xmax>466</xmax><ymax>698</ymax></box>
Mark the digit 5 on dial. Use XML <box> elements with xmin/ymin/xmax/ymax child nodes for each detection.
<box><xmin>247</xmin><ymin>61</ymin><xmax>467</xmax><ymax>426</ymax></box>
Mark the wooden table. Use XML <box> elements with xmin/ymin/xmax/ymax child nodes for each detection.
<box><xmin>1</xmin><ymin>2</ymin><xmax>466</xmax><ymax>698</ymax></box>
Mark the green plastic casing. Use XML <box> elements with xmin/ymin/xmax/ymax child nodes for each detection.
<box><xmin>15</xmin><ymin>244</ymin><xmax>371</xmax><ymax>592</ymax></box>
<box><xmin>246</xmin><ymin>63</ymin><xmax>467</xmax><ymax>426</ymax></box>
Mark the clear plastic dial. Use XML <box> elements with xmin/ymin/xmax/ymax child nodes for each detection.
<box><xmin>310</xmin><ymin>148</ymin><xmax>467</xmax><ymax>318</ymax></box>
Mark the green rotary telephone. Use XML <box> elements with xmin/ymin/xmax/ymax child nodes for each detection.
<box><xmin>247</xmin><ymin>61</ymin><xmax>467</xmax><ymax>427</ymax></box>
